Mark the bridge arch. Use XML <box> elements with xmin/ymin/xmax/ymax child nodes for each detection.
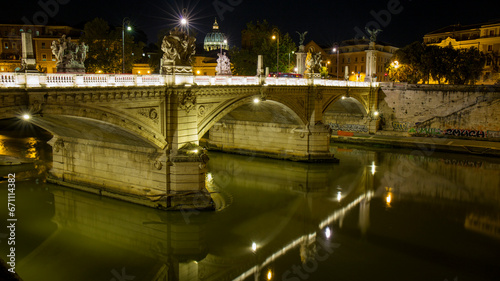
<box><xmin>198</xmin><ymin>95</ymin><xmax>305</xmax><ymax>140</ymax></box>
<box><xmin>1</xmin><ymin>104</ymin><xmax>167</xmax><ymax>150</ymax></box>
<box><xmin>323</xmin><ymin>93</ymin><xmax>369</xmax><ymax>116</ymax></box>
<box><xmin>322</xmin><ymin>93</ymin><xmax>369</xmax><ymax>133</ymax></box>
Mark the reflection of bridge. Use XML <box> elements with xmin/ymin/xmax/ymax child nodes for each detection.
<box><xmin>0</xmin><ymin>73</ymin><xmax>380</xmax><ymax>208</ymax></box>
<box><xmin>15</xmin><ymin>157</ymin><xmax>376</xmax><ymax>281</ymax></box>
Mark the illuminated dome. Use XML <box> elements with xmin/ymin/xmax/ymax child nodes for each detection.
<box><xmin>204</xmin><ymin>18</ymin><xmax>228</xmax><ymax>51</ymax></box>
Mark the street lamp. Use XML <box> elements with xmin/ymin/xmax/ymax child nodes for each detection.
<box><xmin>220</xmin><ymin>39</ymin><xmax>227</xmax><ymax>57</ymax></box>
<box><xmin>332</xmin><ymin>45</ymin><xmax>339</xmax><ymax>80</ymax></box>
<box><xmin>288</xmin><ymin>50</ymin><xmax>294</xmax><ymax>72</ymax></box>
<box><xmin>271</xmin><ymin>28</ymin><xmax>279</xmax><ymax>74</ymax></box>
<box><xmin>181</xmin><ymin>8</ymin><xmax>189</xmax><ymax>36</ymax></box>
<box><xmin>122</xmin><ymin>17</ymin><xmax>132</xmax><ymax>74</ymax></box>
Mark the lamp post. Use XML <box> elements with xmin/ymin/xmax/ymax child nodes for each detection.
<box><xmin>181</xmin><ymin>8</ymin><xmax>189</xmax><ymax>36</ymax></box>
<box><xmin>332</xmin><ymin>45</ymin><xmax>339</xmax><ymax>80</ymax></box>
<box><xmin>220</xmin><ymin>39</ymin><xmax>227</xmax><ymax>57</ymax></box>
<box><xmin>271</xmin><ymin>28</ymin><xmax>279</xmax><ymax>74</ymax></box>
<box><xmin>122</xmin><ymin>17</ymin><xmax>132</xmax><ymax>74</ymax></box>
<box><xmin>288</xmin><ymin>50</ymin><xmax>294</xmax><ymax>72</ymax></box>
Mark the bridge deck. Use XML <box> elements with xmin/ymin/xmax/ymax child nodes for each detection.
<box><xmin>0</xmin><ymin>73</ymin><xmax>379</xmax><ymax>88</ymax></box>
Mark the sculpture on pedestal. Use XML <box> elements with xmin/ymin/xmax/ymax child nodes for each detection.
<box><xmin>305</xmin><ymin>51</ymin><xmax>322</xmax><ymax>75</ymax></box>
<box><xmin>365</xmin><ymin>27</ymin><xmax>382</xmax><ymax>49</ymax></box>
<box><xmin>296</xmin><ymin>31</ymin><xmax>308</xmax><ymax>52</ymax></box>
<box><xmin>51</xmin><ymin>35</ymin><xmax>88</xmax><ymax>73</ymax></box>
<box><xmin>161</xmin><ymin>28</ymin><xmax>196</xmax><ymax>74</ymax></box>
<box><xmin>215</xmin><ymin>52</ymin><xmax>231</xmax><ymax>75</ymax></box>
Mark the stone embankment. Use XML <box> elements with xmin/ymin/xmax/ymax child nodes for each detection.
<box><xmin>331</xmin><ymin>131</ymin><xmax>500</xmax><ymax>157</ymax></box>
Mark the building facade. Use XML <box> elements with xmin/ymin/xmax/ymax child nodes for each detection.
<box><xmin>423</xmin><ymin>19</ymin><xmax>500</xmax><ymax>84</ymax></box>
<box><xmin>0</xmin><ymin>24</ymin><xmax>81</xmax><ymax>73</ymax></box>
<box><xmin>304</xmin><ymin>39</ymin><xmax>398</xmax><ymax>81</ymax></box>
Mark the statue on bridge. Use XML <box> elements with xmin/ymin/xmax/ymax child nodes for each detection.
<box><xmin>215</xmin><ymin>52</ymin><xmax>231</xmax><ymax>76</ymax></box>
<box><xmin>305</xmin><ymin>51</ymin><xmax>322</xmax><ymax>76</ymax></box>
<box><xmin>51</xmin><ymin>35</ymin><xmax>88</xmax><ymax>73</ymax></box>
<box><xmin>161</xmin><ymin>28</ymin><xmax>196</xmax><ymax>74</ymax></box>
<box><xmin>365</xmin><ymin>27</ymin><xmax>382</xmax><ymax>42</ymax></box>
<box><xmin>297</xmin><ymin>31</ymin><xmax>308</xmax><ymax>46</ymax></box>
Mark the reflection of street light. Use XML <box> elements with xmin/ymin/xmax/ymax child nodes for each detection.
<box><xmin>332</xmin><ymin>45</ymin><xmax>339</xmax><ymax>80</ymax></box>
<box><xmin>271</xmin><ymin>28</ymin><xmax>279</xmax><ymax>74</ymax></box>
<box><xmin>267</xmin><ymin>269</ymin><xmax>273</xmax><ymax>280</ymax></box>
<box><xmin>325</xmin><ymin>227</ymin><xmax>332</xmax><ymax>239</ymax></box>
<box><xmin>122</xmin><ymin>17</ymin><xmax>132</xmax><ymax>74</ymax></box>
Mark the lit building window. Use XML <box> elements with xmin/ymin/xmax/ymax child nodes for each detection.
<box><xmin>42</xmin><ymin>54</ymin><xmax>47</xmax><ymax>61</ymax></box>
<box><xmin>4</xmin><ymin>43</ymin><xmax>8</xmax><ymax>49</ymax></box>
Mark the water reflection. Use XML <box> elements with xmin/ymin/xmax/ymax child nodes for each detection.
<box><xmin>1</xmin><ymin>134</ymin><xmax>500</xmax><ymax>280</ymax></box>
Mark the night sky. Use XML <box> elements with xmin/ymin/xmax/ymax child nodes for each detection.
<box><xmin>3</xmin><ymin>0</ymin><xmax>499</xmax><ymax>48</ymax></box>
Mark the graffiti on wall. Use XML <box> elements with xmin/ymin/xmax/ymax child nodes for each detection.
<box><xmin>445</xmin><ymin>129</ymin><xmax>486</xmax><ymax>138</ymax></box>
<box><xmin>392</xmin><ymin>122</ymin><xmax>412</xmax><ymax>132</ymax></box>
<box><xmin>408</xmin><ymin>127</ymin><xmax>444</xmax><ymax>136</ymax></box>
<box><xmin>487</xmin><ymin>131</ymin><xmax>500</xmax><ymax>138</ymax></box>
<box><xmin>391</xmin><ymin>122</ymin><xmax>497</xmax><ymax>139</ymax></box>
<box><xmin>329</xmin><ymin>123</ymin><xmax>368</xmax><ymax>133</ymax></box>
<box><xmin>408</xmin><ymin>127</ymin><xmax>487</xmax><ymax>138</ymax></box>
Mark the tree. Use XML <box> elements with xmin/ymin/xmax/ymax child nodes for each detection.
<box><xmin>387</xmin><ymin>42</ymin><xmax>424</xmax><ymax>83</ymax></box>
<box><xmin>387</xmin><ymin>42</ymin><xmax>486</xmax><ymax>85</ymax></box>
<box><xmin>80</xmin><ymin>18</ymin><xmax>145</xmax><ymax>73</ymax></box>
<box><xmin>229</xmin><ymin>20</ymin><xmax>296</xmax><ymax>75</ymax></box>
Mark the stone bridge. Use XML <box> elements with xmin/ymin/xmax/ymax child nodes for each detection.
<box><xmin>0</xmin><ymin>72</ymin><xmax>380</xmax><ymax>209</ymax></box>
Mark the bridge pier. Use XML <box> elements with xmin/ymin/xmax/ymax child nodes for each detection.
<box><xmin>207</xmin><ymin>121</ymin><xmax>337</xmax><ymax>162</ymax></box>
<box><xmin>46</xmin><ymin>135</ymin><xmax>213</xmax><ymax>210</ymax></box>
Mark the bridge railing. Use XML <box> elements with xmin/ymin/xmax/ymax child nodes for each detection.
<box><xmin>0</xmin><ymin>72</ymin><xmax>379</xmax><ymax>88</ymax></box>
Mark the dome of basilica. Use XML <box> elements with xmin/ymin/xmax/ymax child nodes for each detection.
<box><xmin>204</xmin><ymin>18</ymin><xmax>228</xmax><ymax>51</ymax></box>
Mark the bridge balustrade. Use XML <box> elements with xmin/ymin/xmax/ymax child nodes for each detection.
<box><xmin>0</xmin><ymin>73</ymin><xmax>17</xmax><ymax>86</ymax></box>
<box><xmin>0</xmin><ymin>72</ymin><xmax>379</xmax><ymax>88</ymax></box>
<box><xmin>46</xmin><ymin>74</ymin><xmax>74</xmax><ymax>85</ymax></box>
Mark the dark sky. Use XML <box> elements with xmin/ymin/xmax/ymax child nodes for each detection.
<box><xmin>3</xmin><ymin>0</ymin><xmax>499</xmax><ymax>48</ymax></box>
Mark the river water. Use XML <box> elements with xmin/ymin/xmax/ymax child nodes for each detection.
<box><xmin>1</xmin><ymin>129</ymin><xmax>499</xmax><ymax>281</ymax></box>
